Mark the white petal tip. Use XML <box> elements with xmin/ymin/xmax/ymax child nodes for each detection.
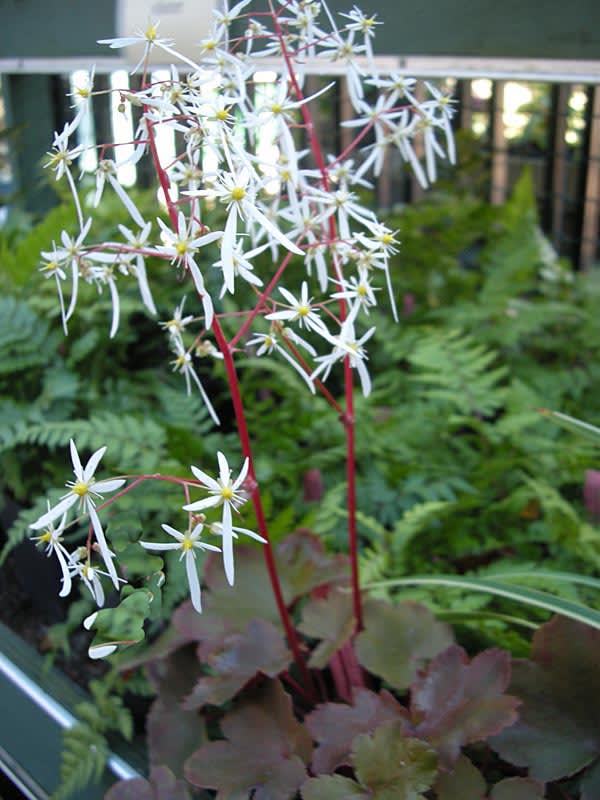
<box><xmin>88</xmin><ymin>643</ymin><xmax>118</xmax><ymax>659</ymax></box>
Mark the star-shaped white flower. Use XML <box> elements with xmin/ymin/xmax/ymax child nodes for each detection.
<box><xmin>140</xmin><ymin>522</ymin><xmax>220</xmax><ymax>613</ymax></box>
<box><xmin>30</xmin><ymin>440</ymin><xmax>125</xmax><ymax>588</ymax></box>
<box><xmin>183</xmin><ymin>452</ymin><xmax>252</xmax><ymax>586</ymax></box>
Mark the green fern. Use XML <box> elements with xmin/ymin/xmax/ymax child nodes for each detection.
<box><xmin>408</xmin><ymin>328</ymin><xmax>507</xmax><ymax>417</ymax></box>
<box><xmin>52</xmin><ymin>723</ymin><xmax>108</xmax><ymax>800</ymax></box>
<box><xmin>0</xmin><ymin>295</ymin><xmax>59</xmax><ymax>375</ymax></box>
<box><xmin>0</xmin><ymin>411</ymin><xmax>166</xmax><ymax>471</ymax></box>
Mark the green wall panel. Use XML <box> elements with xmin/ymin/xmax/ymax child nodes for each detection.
<box><xmin>0</xmin><ymin>0</ymin><xmax>117</xmax><ymax>59</ymax></box>
<box><xmin>1</xmin><ymin>0</ymin><xmax>599</xmax><ymax>62</ymax></box>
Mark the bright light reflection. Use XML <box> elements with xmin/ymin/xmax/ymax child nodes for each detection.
<box><xmin>110</xmin><ymin>71</ymin><xmax>136</xmax><ymax>186</ymax></box>
<box><xmin>70</xmin><ymin>70</ymin><xmax>97</xmax><ymax>173</ymax></box>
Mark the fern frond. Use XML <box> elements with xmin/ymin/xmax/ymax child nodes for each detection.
<box><xmin>409</xmin><ymin>329</ymin><xmax>507</xmax><ymax>417</ymax></box>
<box><xmin>52</xmin><ymin>723</ymin><xmax>108</xmax><ymax>800</ymax></box>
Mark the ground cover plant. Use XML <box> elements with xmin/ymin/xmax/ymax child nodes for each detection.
<box><xmin>2</xmin><ymin>1</ymin><xmax>600</xmax><ymax>799</ymax></box>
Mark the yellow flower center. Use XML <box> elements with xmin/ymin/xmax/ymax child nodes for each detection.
<box><xmin>175</xmin><ymin>242</ymin><xmax>188</xmax><ymax>256</ymax></box>
<box><xmin>215</xmin><ymin>108</ymin><xmax>230</xmax><ymax>121</ymax></box>
<box><xmin>40</xmin><ymin>531</ymin><xmax>53</xmax><ymax>543</ymax></box>
<box><xmin>271</xmin><ymin>103</ymin><xmax>283</xmax><ymax>115</ymax></box>
<box><xmin>221</xmin><ymin>486</ymin><xmax>234</xmax><ymax>500</ymax></box>
<box><xmin>382</xmin><ymin>233</ymin><xmax>395</xmax><ymax>245</ymax></box>
<box><xmin>298</xmin><ymin>305</ymin><xmax>310</xmax><ymax>316</ymax></box>
<box><xmin>146</xmin><ymin>24</ymin><xmax>158</xmax><ymax>41</ymax></box>
<box><xmin>357</xmin><ymin>285</ymin><xmax>367</xmax><ymax>297</ymax></box>
<box><xmin>182</xmin><ymin>538</ymin><xmax>194</xmax><ymax>551</ymax></box>
<box><xmin>72</xmin><ymin>480</ymin><xmax>90</xmax><ymax>497</ymax></box>
<box><xmin>231</xmin><ymin>187</ymin><xmax>246</xmax><ymax>202</ymax></box>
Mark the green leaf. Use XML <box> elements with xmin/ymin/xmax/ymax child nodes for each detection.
<box><xmin>306</xmin><ymin>689</ymin><xmax>405</xmax><ymax>775</ymax></box>
<box><xmin>434</xmin><ymin>754</ymin><xmax>487</xmax><ymax>800</ymax></box>
<box><xmin>185</xmin><ymin>680</ymin><xmax>310</xmax><ymax>800</ymax></box>
<box><xmin>299</xmin><ymin>587</ymin><xmax>355</xmax><ymax>668</ymax></box>
<box><xmin>539</xmin><ymin>408</ymin><xmax>600</xmax><ymax>444</ymax></box>
<box><xmin>355</xmin><ymin>599</ymin><xmax>453</xmax><ymax>689</ymax></box>
<box><xmin>302</xmin><ymin>775</ymin><xmax>367</xmax><ymax>800</ymax></box>
<box><xmin>489</xmin><ymin>777</ymin><xmax>546</xmax><ymax>800</ymax></box>
<box><xmin>409</xmin><ymin>645</ymin><xmax>519</xmax><ymax>767</ymax></box>
<box><xmin>491</xmin><ymin>615</ymin><xmax>600</xmax><ymax>782</ymax></box>
<box><xmin>85</xmin><ymin>589</ymin><xmax>154</xmax><ymax>659</ymax></box>
<box><xmin>366</xmin><ymin>575</ymin><xmax>600</xmax><ymax>630</ymax></box>
<box><xmin>352</xmin><ymin>721</ymin><xmax>438</xmax><ymax>800</ymax></box>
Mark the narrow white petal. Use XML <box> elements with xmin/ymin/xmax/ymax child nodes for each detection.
<box><xmin>249</xmin><ymin>206</ymin><xmax>304</xmax><ymax>256</ymax></box>
<box><xmin>185</xmin><ymin>551</ymin><xmax>202</xmax><ymax>612</ymax></box>
<box><xmin>190</xmin><ymin>466</ymin><xmax>220</xmax><ymax>491</ymax></box>
<box><xmin>183</xmin><ymin>496</ymin><xmax>221</xmax><ymax>512</ymax></box>
<box><xmin>29</xmin><ymin>494</ymin><xmax>78</xmax><ymax>530</ymax></box>
<box><xmin>135</xmin><ymin>256</ymin><xmax>157</xmax><ymax>315</ymax></box>
<box><xmin>88</xmin><ymin>505</ymin><xmax>119</xmax><ymax>588</ymax></box>
<box><xmin>187</xmin><ymin>362</ymin><xmax>220</xmax><ymax>426</ymax></box>
<box><xmin>93</xmin><ymin>478</ymin><xmax>126</xmax><ymax>494</ymax></box>
<box><xmin>70</xmin><ymin>439</ymin><xmax>84</xmax><ymax>479</ymax></box>
<box><xmin>232</xmin><ymin>457</ymin><xmax>249</xmax><ymax>490</ymax></box>
<box><xmin>107</xmin><ymin>173</ymin><xmax>145</xmax><ymax>228</ymax></box>
<box><xmin>139</xmin><ymin>541</ymin><xmax>182</xmax><ymax>551</ymax></box>
<box><xmin>83</xmin><ymin>445</ymin><xmax>107</xmax><ymax>482</ymax></box>
<box><xmin>221</xmin><ymin>502</ymin><xmax>234</xmax><ymax>586</ymax></box>
<box><xmin>55</xmin><ymin>546</ymin><xmax>73</xmax><ymax>597</ymax></box>
<box><xmin>161</xmin><ymin>523</ymin><xmax>186</xmax><ymax>541</ymax></box>
<box><xmin>231</xmin><ymin>525</ymin><xmax>267</xmax><ymax>543</ymax></box>
<box><xmin>89</xmin><ymin>643</ymin><xmax>117</xmax><ymax>659</ymax></box>
<box><xmin>217</xmin><ymin>452</ymin><xmax>230</xmax><ymax>485</ymax></box>
<box><xmin>220</xmin><ymin>207</ymin><xmax>238</xmax><ymax>293</ymax></box>
<box><xmin>108</xmin><ymin>278</ymin><xmax>120</xmax><ymax>339</ymax></box>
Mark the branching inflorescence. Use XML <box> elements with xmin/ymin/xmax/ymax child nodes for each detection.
<box><xmin>32</xmin><ymin>0</ymin><xmax>455</xmax><ymax>684</ymax></box>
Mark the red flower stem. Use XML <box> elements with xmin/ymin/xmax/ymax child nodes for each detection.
<box><xmin>145</xmin><ymin>118</ymin><xmax>315</xmax><ymax>694</ymax></box>
<box><xmin>280</xmin><ymin>335</ymin><xmax>343</xmax><ymax>415</ymax></box>
<box><xmin>229</xmin><ymin>248</ymin><xmax>297</xmax><ymax>349</ymax></box>
<box><xmin>271</xmin><ymin>6</ymin><xmax>363</xmax><ymax>632</ymax></box>
<box><xmin>212</xmin><ymin>317</ymin><xmax>316</xmax><ymax>698</ymax></box>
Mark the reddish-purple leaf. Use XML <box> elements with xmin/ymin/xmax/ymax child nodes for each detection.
<box><xmin>298</xmin><ymin>587</ymin><xmax>355</xmax><ymax>668</ymax></box>
<box><xmin>143</xmin><ymin>645</ymin><xmax>207</xmax><ymax>774</ymax></box>
<box><xmin>409</xmin><ymin>645</ymin><xmax>519</xmax><ymax>767</ymax></box>
<box><xmin>306</xmin><ymin>688</ymin><xmax>406</xmax><ymax>774</ymax></box>
<box><xmin>185</xmin><ymin>680</ymin><xmax>311</xmax><ymax>800</ymax></box>
<box><xmin>355</xmin><ymin>599</ymin><xmax>453</xmax><ymax>690</ymax></box>
<box><xmin>182</xmin><ymin>618</ymin><xmax>291</xmax><ymax>709</ymax></box>
<box><xmin>490</xmin><ymin>616</ymin><xmax>600</xmax><ymax>782</ymax></box>
<box><xmin>105</xmin><ymin>766</ymin><xmax>190</xmax><ymax>800</ymax></box>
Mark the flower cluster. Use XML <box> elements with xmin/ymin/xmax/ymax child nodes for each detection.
<box><xmin>32</xmin><ymin>0</ymin><xmax>456</xmax><ymax>652</ymax></box>
<box><xmin>30</xmin><ymin>443</ymin><xmax>259</xmax><ymax>618</ymax></box>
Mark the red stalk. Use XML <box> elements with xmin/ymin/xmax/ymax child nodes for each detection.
<box><xmin>270</xmin><ymin>5</ymin><xmax>364</xmax><ymax>632</ymax></box>
<box><xmin>145</xmin><ymin>118</ymin><xmax>315</xmax><ymax>696</ymax></box>
<box><xmin>212</xmin><ymin>318</ymin><xmax>316</xmax><ymax>697</ymax></box>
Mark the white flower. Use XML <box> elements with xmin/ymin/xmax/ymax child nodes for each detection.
<box><xmin>265</xmin><ymin>281</ymin><xmax>327</xmax><ymax>334</ymax></box>
<box><xmin>29</xmin><ymin>440</ymin><xmax>125</xmax><ymax>588</ymax></box>
<box><xmin>171</xmin><ymin>339</ymin><xmax>221</xmax><ymax>426</ymax></box>
<box><xmin>246</xmin><ymin>331</ymin><xmax>317</xmax><ymax>392</ymax></box>
<box><xmin>160</xmin><ymin>296</ymin><xmax>194</xmax><ymax>343</ymax></box>
<box><xmin>30</xmin><ymin>511</ymin><xmax>72</xmax><ymax>598</ymax></box>
<box><xmin>183</xmin><ymin>452</ymin><xmax>252</xmax><ymax>586</ymax></box>
<box><xmin>311</xmin><ymin>315</ymin><xmax>376</xmax><ymax>396</ymax></box>
<box><xmin>156</xmin><ymin>211</ymin><xmax>220</xmax><ymax>327</ymax></box>
<box><xmin>118</xmin><ymin>222</ymin><xmax>157</xmax><ymax>315</ymax></box>
<box><xmin>140</xmin><ymin>522</ymin><xmax>220</xmax><ymax>613</ymax></box>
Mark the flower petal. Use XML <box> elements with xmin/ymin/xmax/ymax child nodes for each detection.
<box><xmin>29</xmin><ymin>494</ymin><xmax>78</xmax><ymax>530</ymax></box>
<box><xmin>185</xmin><ymin>551</ymin><xmax>202</xmax><ymax>613</ymax></box>
<box><xmin>83</xmin><ymin>446</ymin><xmax>107</xmax><ymax>482</ymax></box>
